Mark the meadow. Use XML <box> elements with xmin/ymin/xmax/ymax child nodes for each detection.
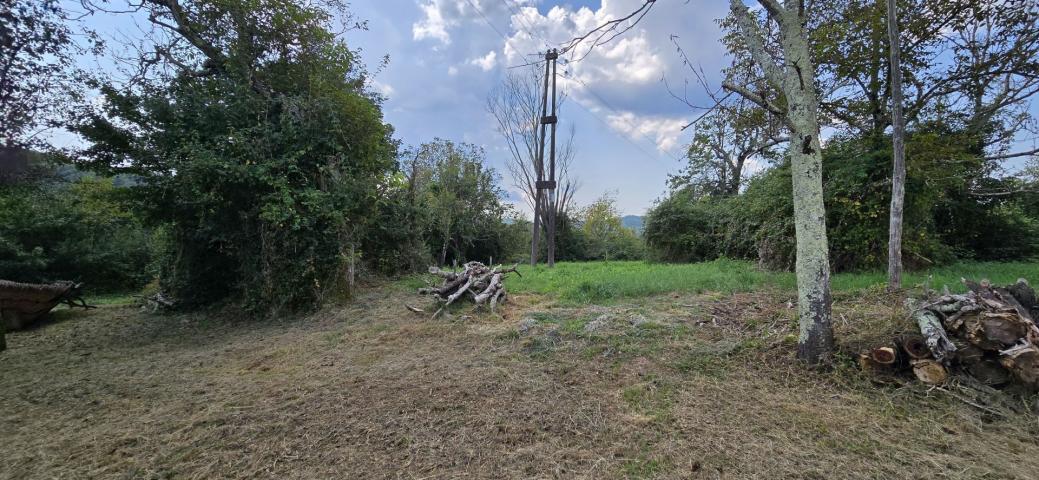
<box><xmin>508</xmin><ymin>259</ymin><xmax>1039</xmax><ymax>303</ymax></box>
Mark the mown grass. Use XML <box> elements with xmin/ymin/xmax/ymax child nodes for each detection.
<box><xmin>507</xmin><ymin>259</ymin><xmax>1039</xmax><ymax>303</ymax></box>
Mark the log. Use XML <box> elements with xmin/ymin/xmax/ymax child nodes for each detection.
<box><xmin>964</xmin><ymin>311</ymin><xmax>1032</xmax><ymax>350</ymax></box>
<box><xmin>473</xmin><ymin>273</ymin><xmax>502</xmax><ymax>305</ymax></box>
<box><xmin>898</xmin><ymin>335</ymin><xmax>931</xmax><ymax>360</ymax></box>
<box><xmin>999</xmin><ymin>342</ymin><xmax>1039</xmax><ymax>387</ymax></box>
<box><xmin>1005</xmin><ymin>279</ymin><xmax>1038</xmax><ymax>317</ymax></box>
<box><xmin>870</xmin><ymin>346</ymin><xmax>897</xmax><ymax>365</ymax></box>
<box><xmin>911</xmin><ymin>359</ymin><xmax>948</xmax><ymax>384</ymax></box>
<box><xmin>909</xmin><ymin>300</ymin><xmax>957</xmax><ymax>362</ymax></box>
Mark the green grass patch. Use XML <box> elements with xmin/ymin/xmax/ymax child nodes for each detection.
<box><xmin>507</xmin><ymin>259</ymin><xmax>1039</xmax><ymax>304</ymax></box>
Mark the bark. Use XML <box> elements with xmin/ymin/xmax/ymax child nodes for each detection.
<box><xmin>885</xmin><ymin>0</ymin><xmax>907</xmax><ymax>291</ymax></box>
<box><xmin>729</xmin><ymin>0</ymin><xmax>835</xmax><ymax>364</ymax></box>
<box><xmin>909</xmin><ymin>299</ymin><xmax>957</xmax><ymax>362</ymax></box>
<box><xmin>999</xmin><ymin>342</ymin><xmax>1039</xmax><ymax>387</ymax></box>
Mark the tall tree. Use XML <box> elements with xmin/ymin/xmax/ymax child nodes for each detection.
<box><xmin>885</xmin><ymin>0</ymin><xmax>907</xmax><ymax>290</ymax></box>
<box><xmin>73</xmin><ymin>0</ymin><xmax>395</xmax><ymax>312</ymax></box>
<box><xmin>724</xmin><ymin>0</ymin><xmax>834</xmax><ymax>364</ymax></box>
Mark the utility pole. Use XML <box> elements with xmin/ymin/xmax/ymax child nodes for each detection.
<box><xmin>545</xmin><ymin>49</ymin><xmax>559</xmax><ymax>267</ymax></box>
<box><xmin>530</xmin><ymin>49</ymin><xmax>560</xmax><ymax>267</ymax></box>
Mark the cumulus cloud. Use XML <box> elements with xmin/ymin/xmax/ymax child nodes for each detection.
<box><xmin>469</xmin><ymin>50</ymin><xmax>498</xmax><ymax>71</ymax></box>
<box><xmin>413</xmin><ymin>1</ymin><xmax>453</xmax><ymax>43</ymax></box>
<box><xmin>605</xmin><ymin>111</ymin><xmax>688</xmax><ymax>152</ymax></box>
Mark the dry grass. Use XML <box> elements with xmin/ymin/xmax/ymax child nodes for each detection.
<box><xmin>3</xmin><ymin>283</ymin><xmax>1039</xmax><ymax>479</ymax></box>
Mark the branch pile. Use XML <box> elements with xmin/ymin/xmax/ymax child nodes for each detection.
<box><xmin>415</xmin><ymin>261</ymin><xmax>520</xmax><ymax>317</ymax></box>
<box><xmin>861</xmin><ymin>278</ymin><xmax>1039</xmax><ymax>389</ymax></box>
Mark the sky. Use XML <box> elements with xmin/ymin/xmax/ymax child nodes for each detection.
<box><xmin>341</xmin><ymin>0</ymin><xmax>733</xmax><ymax>216</ymax></box>
<box><xmin>62</xmin><ymin>0</ymin><xmax>1039</xmax><ymax>216</ymax></box>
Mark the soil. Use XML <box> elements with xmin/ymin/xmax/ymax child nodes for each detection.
<box><xmin>3</xmin><ymin>284</ymin><xmax>1039</xmax><ymax>479</ymax></box>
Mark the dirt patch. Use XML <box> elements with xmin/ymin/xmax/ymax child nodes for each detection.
<box><xmin>3</xmin><ymin>286</ymin><xmax>1039</xmax><ymax>479</ymax></box>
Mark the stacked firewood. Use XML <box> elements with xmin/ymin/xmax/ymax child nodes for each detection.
<box><xmin>861</xmin><ymin>278</ymin><xmax>1039</xmax><ymax>388</ymax></box>
<box><xmin>415</xmin><ymin>261</ymin><xmax>520</xmax><ymax>317</ymax></box>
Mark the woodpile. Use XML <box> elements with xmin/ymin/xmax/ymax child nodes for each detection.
<box><xmin>862</xmin><ymin>278</ymin><xmax>1039</xmax><ymax>388</ymax></box>
<box><xmin>415</xmin><ymin>262</ymin><xmax>520</xmax><ymax>317</ymax></box>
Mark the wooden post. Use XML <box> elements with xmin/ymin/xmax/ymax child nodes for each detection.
<box><xmin>546</xmin><ymin>49</ymin><xmax>559</xmax><ymax>267</ymax></box>
<box><xmin>886</xmin><ymin>0</ymin><xmax>907</xmax><ymax>291</ymax></box>
<box><xmin>530</xmin><ymin>52</ymin><xmax>552</xmax><ymax>267</ymax></box>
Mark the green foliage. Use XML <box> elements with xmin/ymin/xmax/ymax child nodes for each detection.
<box><xmin>0</xmin><ymin>169</ymin><xmax>154</xmax><ymax>291</ymax></box>
<box><xmin>73</xmin><ymin>0</ymin><xmax>394</xmax><ymax>312</ymax></box>
<box><xmin>508</xmin><ymin>259</ymin><xmax>1039</xmax><ymax>305</ymax></box>
<box><xmin>648</xmin><ymin>134</ymin><xmax>1037</xmax><ymax>270</ymax></box>
<box><xmin>572</xmin><ymin>193</ymin><xmax>645</xmax><ymax>261</ymax></box>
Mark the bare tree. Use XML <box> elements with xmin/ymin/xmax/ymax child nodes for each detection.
<box><xmin>886</xmin><ymin>0</ymin><xmax>907</xmax><ymax>291</ymax></box>
<box><xmin>487</xmin><ymin>65</ymin><xmax>579</xmax><ymax>256</ymax></box>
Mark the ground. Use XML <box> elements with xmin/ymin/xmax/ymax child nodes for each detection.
<box><xmin>4</xmin><ymin>261</ymin><xmax>1039</xmax><ymax>479</ymax></box>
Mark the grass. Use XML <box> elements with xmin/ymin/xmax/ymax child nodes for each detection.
<box><xmin>508</xmin><ymin>258</ymin><xmax>1039</xmax><ymax>303</ymax></box>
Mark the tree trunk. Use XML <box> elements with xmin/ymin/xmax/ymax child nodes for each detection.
<box><xmin>439</xmin><ymin>240</ymin><xmax>449</xmax><ymax>267</ymax></box>
<box><xmin>885</xmin><ymin>0</ymin><xmax>907</xmax><ymax>291</ymax></box>
<box><xmin>347</xmin><ymin>242</ymin><xmax>356</xmax><ymax>293</ymax></box>
<box><xmin>727</xmin><ymin>1</ymin><xmax>834</xmax><ymax>363</ymax></box>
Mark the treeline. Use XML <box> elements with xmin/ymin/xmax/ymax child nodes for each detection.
<box><xmin>0</xmin><ymin>0</ymin><xmax>643</xmax><ymax>313</ymax></box>
<box><xmin>646</xmin><ymin>0</ymin><xmax>1039</xmax><ymax>271</ymax></box>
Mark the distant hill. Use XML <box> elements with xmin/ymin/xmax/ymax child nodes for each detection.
<box><xmin>622</xmin><ymin>215</ymin><xmax>644</xmax><ymax>233</ymax></box>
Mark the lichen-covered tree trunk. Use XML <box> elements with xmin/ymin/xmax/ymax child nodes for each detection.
<box><xmin>730</xmin><ymin>0</ymin><xmax>834</xmax><ymax>363</ymax></box>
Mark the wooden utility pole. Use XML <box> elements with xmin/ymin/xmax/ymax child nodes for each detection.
<box><xmin>545</xmin><ymin>49</ymin><xmax>559</xmax><ymax>267</ymax></box>
<box><xmin>530</xmin><ymin>52</ymin><xmax>551</xmax><ymax>266</ymax></box>
<box><xmin>886</xmin><ymin>0</ymin><xmax>906</xmax><ymax>291</ymax></box>
<box><xmin>530</xmin><ymin>49</ymin><xmax>560</xmax><ymax>267</ymax></box>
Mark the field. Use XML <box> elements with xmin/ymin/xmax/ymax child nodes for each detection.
<box><xmin>4</xmin><ymin>261</ymin><xmax>1039</xmax><ymax>479</ymax></box>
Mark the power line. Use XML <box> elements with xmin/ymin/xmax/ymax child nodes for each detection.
<box><xmin>463</xmin><ymin>0</ymin><xmax>541</xmax><ymax>66</ymax></box>
<box><xmin>560</xmin><ymin>69</ymin><xmax>683</xmax><ymax>164</ymax></box>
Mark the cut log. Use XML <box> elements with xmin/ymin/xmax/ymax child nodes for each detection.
<box><xmin>964</xmin><ymin>311</ymin><xmax>1032</xmax><ymax>350</ymax></box>
<box><xmin>911</xmin><ymin>359</ymin><xmax>948</xmax><ymax>384</ymax></box>
<box><xmin>870</xmin><ymin>346</ymin><xmax>898</xmax><ymax>365</ymax></box>
<box><xmin>999</xmin><ymin>342</ymin><xmax>1039</xmax><ymax>387</ymax></box>
<box><xmin>909</xmin><ymin>300</ymin><xmax>957</xmax><ymax>362</ymax></box>
<box><xmin>898</xmin><ymin>335</ymin><xmax>931</xmax><ymax>360</ymax></box>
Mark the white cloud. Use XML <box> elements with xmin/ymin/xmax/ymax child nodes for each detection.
<box><xmin>447</xmin><ymin>65</ymin><xmax>459</xmax><ymax>76</ymax></box>
<box><xmin>469</xmin><ymin>50</ymin><xmax>498</xmax><ymax>71</ymax></box>
<box><xmin>413</xmin><ymin>1</ymin><xmax>453</xmax><ymax>44</ymax></box>
<box><xmin>606</xmin><ymin>111</ymin><xmax>687</xmax><ymax>152</ymax></box>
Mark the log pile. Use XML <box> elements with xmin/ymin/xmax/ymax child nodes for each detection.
<box><xmin>862</xmin><ymin>278</ymin><xmax>1039</xmax><ymax>388</ymax></box>
<box><xmin>415</xmin><ymin>262</ymin><xmax>520</xmax><ymax>317</ymax></box>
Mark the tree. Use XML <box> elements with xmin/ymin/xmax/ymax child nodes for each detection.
<box><xmin>577</xmin><ymin>193</ymin><xmax>644</xmax><ymax>261</ymax></box>
<box><xmin>723</xmin><ymin>0</ymin><xmax>834</xmax><ymax>364</ymax></box>
<box><xmin>670</xmin><ymin>98</ymin><xmax>786</xmax><ymax>196</ymax></box>
<box><xmin>412</xmin><ymin>139</ymin><xmax>509</xmax><ymax>266</ymax></box>
<box><xmin>73</xmin><ymin>0</ymin><xmax>395</xmax><ymax>312</ymax></box>
<box><xmin>487</xmin><ymin>64</ymin><xmax>579</xmax><ymax>264</ymax></box>
<box><xmin>886</xmin><ymin>0</ymin><xmax>907</xmax><ymax>290</ymax></box>
<box><xmin>0</xmin><ymin>0</ymin><xmax>97</xmax><ymax>148</ymax></box>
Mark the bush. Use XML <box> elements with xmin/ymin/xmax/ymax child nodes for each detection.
<box><xmin>0</xmin><ymin>171</ymin><xmax>154</xmax><ymax>291</ymax></box>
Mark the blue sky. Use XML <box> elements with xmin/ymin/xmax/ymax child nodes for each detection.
<box><xmin>341</xmin><ymin>0</ymin><xmax>733</xmax><ymax>216</ymax></box>
<box><xmin>63</xmin><ymin>0</ymin><xmax>1039</xmax><ymax>215</ymax></box>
